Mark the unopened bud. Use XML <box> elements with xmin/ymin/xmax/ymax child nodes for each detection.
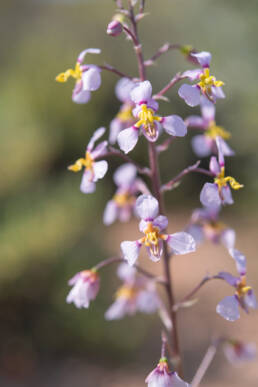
<box><xmin>107</xmin><ymin>20</ymin><xmax>123</xmax><ymax>37</ymax></box>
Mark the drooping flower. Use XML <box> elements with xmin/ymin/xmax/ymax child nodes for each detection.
<box><xmin>56</xmin><ymin>48</ymin><xmax>101</xmax><ymax>104</ymax></box>
<box><xmin>216</xmin><ymin>249</ymin><xmax>257</xmax><ymax>321</ymax></box>
<box><xmin>107</xmin><ymin>20</ymin><xmax>123</xmax><ymax>37</ymax></box>
<box><xmin>103</xmin><ymin>163</ymin><xmax>146</xmax><ymax>225</ymax></box>
<box><xmin>186</xmin><ymin>96</ymin><xmax>234</xmax><ymax>157</ymax></box>
<box><xmin>68</xmin><ymin>127</ymin><xmax>108</xmax><ymax>193</ymax></box>
<box><xmin>117</xmin><ymin>80</ymin><xmax>187</xmax><ymax>153</ymax></box>
<box><xmin>120</xmin><ymin>195</ymin><xmax>196</xmax><ymax>266</ymax></box>
<box><xmin>186</xmin><ymin>206</ymin><xmax>236</xmax><ymax>249</ymax></box>
<box><xmin>105</xmin><ymin>263</ymin><xmax>160</xmax><ymax>320</ymax></box>
<box><xmin>66</xmin><ymin>269</ymin><xmax>100</xmax><ymax>309</ymax></box>
<box><xmin>145</xmin><ymin>358</ymin><xmax>189</xmax><ymax>387</ymax></box>
<box><xmin>223</xmin><ymin>340</ymin><xmax>256</xmax><ymax>365</ymax></box>
<box><xmin>200</xmin><ymin>141</ymin><xmax>243</xmax><ymax>208</ymax></box>
<box><xmin>109</xmin><ymin>78</ymin><xmax>136</xmax><ymax>144</ymax></box>
<box><xmin>178</xmin><ymin>51</ymin><xmax>225</xmax><ymax>107</ymax></box>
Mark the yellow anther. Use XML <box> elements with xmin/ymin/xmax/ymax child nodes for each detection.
<box><xmin>143</xmin><ymin>223</ymin><xmax>160</xmax><ymax>247</ymax></box>
<box><xmin>206</xmin><ymin>121</ymin><xmax>231</xmax><ymax>140</ymax></box>
<box><xmin>114</xmin><ymin>192</ymin><xmax>134</xmax><ymax>207</ymax></box>
<box><xmin>236</xmin><ymin>277</ymin><xmax>252</xmax><ymax>298</ymax></box>
<box><xmin>68</xmin><ymin>151</ymin><xmax>94</xmax><ymax>173</ymax></box>
<box><xmin>116</xmin><ymin>104</ymin><xmax>134</xmax><ymax>122</ymax></box>
<box><xmin>214</xmin><ymin>167</ymin><xmax>243</xmax><ymax>191</ymax></box>
<box><xmin>56</xmin><ymin>62</ymin><xmax>82</xmax><ymax>83</ymax></box>
<box><xmin>116</xmin><ymin>285</ymin><xmax>137</xmax><ymax>300</ymax></box>
<box><xmin>135</xmin><ymin>104</ymin><xmax>161</xmax><ymax>129</ymax></box>
<box><xmin>198</xmin><ymin>68</ymin><xmax>224</xmax><ymax>94</ymax></box>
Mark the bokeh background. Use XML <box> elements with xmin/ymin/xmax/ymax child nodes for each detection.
<box><xmin>1</xmin><ymin>0</ymin><xmax>258</xmax><ymax>386</ymax></box>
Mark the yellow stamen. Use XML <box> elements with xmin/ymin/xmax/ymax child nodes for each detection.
<box><xmin>56</xmin><ymin>62</ymin><xmax>82</xmax><ymax>83</ymax></box>
<box><xmin>198</xmin><ymin>68</ymin><xmax>224</xmax><ymax>94</ymax></box>
<box><xmin>214</xmin><ymin>167</ymin><xmax>243</xmax><ymax>191</ymax></box>
<box><xmin>135</xmin><ymin>104</ymin><xmax>162</xmax><ymax>139</ymax></box>
<box><xmin>236</xmin><ymin>276</ymin><xmax>252</xmax><ymax>298</ymax></box>
<box><xmin>206</xmin><ymin>121</ymin><xmax>231</xmax><ymax>140</ymax></box>
<box><xmin>116</xmin><ymin>104</ymin><xmax>134</xmax><ymax>122</ymax></box>
<box><xmin>113</xmin><ymin>192</ymin><xmax>135</xmax><ymax>207</ymax></box>
<box><xmin>116</xmin><ymin>285</ymin><xmax>138</xmax><ymax>300</ymax></box>
<box><xmin>68</xmin><ymin>151</ymin><xmax>94</xmax><ymax>172</ymax></box>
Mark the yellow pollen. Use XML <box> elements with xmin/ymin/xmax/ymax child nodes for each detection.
<box><xmin>236</xmin><ymin>276</ymin><xmax>252</xmax><ymax>298</ymax></box>
<box><xmin>135</xmin><ymin>104</ymin><xmax>162</xmax><ymax>138</ymax></box>
<box><xmin>206</xmin><ymin>121</ymin><xmax>231</xmax><ymax>140</ymax></box>
<box><xmin>116</xmin><ymin>104</ymin><xmax>134</xmax><ymax>122</ymax></box>
<box><xmin>143</xmin><ymin>223</ymin><xmax>160</xmax><ymax>247</ymax></box>
<box><xmin>56</xmin><ymin>62</ymin><xmax>82</xmax><ymax>83</ymax></box>
<box><xmin>113</xmin><ymin>192</ymin><xmax>135</xmax><ymax>207</ymax></box>
<box><xmin>116</xmin><ymin>285</ymin><xmax>138</xmax><ymax>300</ymax></box>
<box><xmin>204</xmin><ymin>221</ymin><xmax>226</xmax><ymax>234</ymax></box>
<box><xmin>214</xmin><ymin>167</ymin><xmax>243</xmax><ymax>191</ymax></box>
<box><xmin>198</xmin><ymin>68</ymin><xmax>224</xmax><ymax>94</ymax></box>
<box><xmin>68</xmin><ymin>151</ymin><xmax>94</xmax><ymax>172</ymax></box>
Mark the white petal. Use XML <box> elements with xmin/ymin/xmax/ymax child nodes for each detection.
<box><xmin>200</xmin><ymin>183</ymin><xmax>221</xmax><ymax>208</ymax></box>
<box><xmin>200</xmin><ymin>95</ymin><xmax>215</xmax><ymax>121</ymax></box>
<box><xmin>168</xmin><ymin>232</ymin><xmax>196</xmax><ymax>255</ymax></box>
<box><xmin>113</xmin><ymin>163</ymin><xmax>137</xmax><ymax>187</ymax></box>
<box><xmin>191</xmin><ymin>135</ymin><xmax>212</xmax><ymax>157</ymax></box>
<box><xmin>115</xmin><ymin>78</ymin><xmax>136</xmax><ymax>102</ymax></box>
<box><xmin>216</xmin><ymin>296</ymin><xmax>240</xmax><ymax>321</ymax></box>
<box><xmin>162</xmin><ymin>115</ymin><xmax>187</xmax><ymax>137</ymax></box>
<box><xmin>82</xmin><ymin>67</ymin><xmax>101</xmax><ymax>91</ymax></box>
<box><xmin>120</xmin><ymin>240</ymin><xmax>140</xmax><ymax>266</ymax></box>
<box><xmin>103</xmin><ymin>200</ymin><xmax>118</xmax><ymax>225</ymax></box>
<box><xmin>130</xmin><ymin>80</ymin><xmax>152</xmax><ymax>103</ymax></box>
<box><xmin>72</xmin><ymin>87</ymin><xmax>91</xmax><ymax>104</ymax></box>
<box><xmin>178</xmin><ymin>84</ymin><xmax>200</xmax><ymax>107</ymax></box>
<box><xmin>92</xmin><ymin>160</ymin><xmax>108</xmax><ymax>181</ymax></box>
<box><xmin>135</xmin><ymin>194</ymin><xmax>159</xmax><ymax>220</ymax></box>
<box><xmin>80</xmin><ymin>171</ymin><xmax>96</xmax><ymax>193</ymax></box>
<box><xmin>221</xmin><ymin>229</ymin><xmax>236</xmax><ymax>250</ymax></box>
<box><xmin>77</xmin><ymin>48</ymin><xmax>101</xmax><ymax>63</ymax></box>
<box><xmin>191</xmin><ymin>51</ymin><xmax>211</xmax><ymax>67</ymax></box>
<box><xmin>87</xmin><ymin>127</ymin><xmax>106</xmax><ymax>151</ymax></box>
<box><xmin>228</xmin><ymin>248</ymin><xmax>246</xmax><ymax>276</ymax></box>
<box><xmin>117</xmin><ymin>127</ymin><xmax>139</xmax><ymax>154</ymax></box>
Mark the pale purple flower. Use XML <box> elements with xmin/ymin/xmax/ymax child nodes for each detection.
<box><xmin>121</xmin><ymin>195</ymin><xmax>196</xmax><ymax>265</ymax></box>
<box><xmin>56</xmin><ymin>48</ymin><xmax>101</xmax><ymax>104</ymax></box>
<box><xmin>178</xmin><ymin>51</ymin><xmax>225</xmax><ymax>107</ymax></box>
<box><xmin>68</xmin><ymin>127</ymin><xmax>108</xmax><ymax>193</ymax></box>
<box><xmin>200</xmin><ymin>149</ymin><xmax>243</xmax><ymax>208</ymax></box>
<box><xmin>109</xmin><ymin>78</ymin><xmax>136</xmax><ymax>144</ymax></box>
<box><xmin>105</xmin><ymin>263</ymin><xmax>160</xmax><ymax>320</ymax></box>
<box><xmin>103</xmin><ymin>163</ymin><xmax>144</xmax><ymax>225</ymax></box>
<box><xmin>216</xmin><ymin>251</ymin><xmax>257</xmax><ymax>321</ymax></box>
<box><xmin>117</xmin><ymin>81</ymin><xmax>187</xmax><ymax>153</ymax></box>
<box><xmin>186</xmin><ymin>96</ymin><xmax>234</xmax><ymax>157</ymax></box>
<box><xmin>66</xmin><ymin>269</ymin><xmax>100</xmax><ymax>309</ymax></box>
<box><xmin>107</xmin><ymin>20</ymin><xmax>123</xmax><ymax>36</ymax></box>
<box><xmin>223</xmin><ymin>340</ymin><xmax>256</xmax><ymax>365</ymax></box>
<box><xmin>145</xmin><ymin>358</ymin><xmax>189</xmax><ymax>387</ymax></box>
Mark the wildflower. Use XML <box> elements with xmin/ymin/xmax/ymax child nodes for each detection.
<box><xmin>178</xmin><ymin>51</ymin><xmax>225</xmax><ymax>107</ymax></box>
<box><xmin>117</xmin><ymin>80</ymin><xmax>187</xmax><ymax>153</ymax></box>
<box><xmin>103</xmin><ymin>163</ymin><xmax>143</xmax><ymax>225</ymax></box>
<box><xmin>186</xmin><ymin>96</ymin><xmax>234</xmax><ymax>157</ymax></box>
<box><xmin>145</xmin><ymin>358</ymin><xmax>189</xmax><ymax>387</ymax></box>
<box><xmin>200</xmin><ymin>141</ymin><xmax>243</xmax><ymax>208</ymax></box>
<box><xmin>223</xmin><ymin>340</ymin><xmax>256</xmax><ymax>365</ymax></box>
<box><xmin>66</xmin><ymin>269</ymin><xmax>100</xmax><ymax>309</ymax></box>
<box><xmin>186</xmin><ymin>207</ymin><xmax>236</xmax><ymax>249</ymax></box>
<box><xmin>121</xmin><ymin>195</ymin><xmax>195</xmax><ymax>265</ymax></box>
<box><xmin>105</xmin><ymin>263</ymin><xmax>160</xmax><ymax>320</ymax></box>
<box><xmin>56</xmin><ymin>48</ymin><xmax>101</xmax><ymax>104</ymax></box>
<box><xmin>68</xmin><ymin>127</ymin><xmax>108</xmax><ymax>193</ymax></box>
<box><xmin>107</xmin><ymin>20</ymin><xmax>123</xmax><ymax>36</ymax></box>
<box><xmin>109</xmin><ymin>78</ymin><xmax>136</xmax><ymax>144</ymax></box>
<box><xmin>216</xmin><ymin>249</ymin><xmax>257</xmax><ymax>321</ymax></box>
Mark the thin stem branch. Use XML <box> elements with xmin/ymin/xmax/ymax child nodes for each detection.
<box><xmin>161</xmin><ymin>331</ymin><xmax>167</xmax><ymax>358</ymax></box>
<box><xmin>154</xmin><ymin>73</ymin><xmax>185</xmax><ymax>99</ymax></box>
<box><xmin>156</xmin><ymin>137</ymin><xmax>176</xmax><ymax>154</ymax></box>
<box><xmin>144</xmin><ymin>43</ymin><xmax>181</xmax><ymax>66</ymax></box>
<box><xmin>99</xmin><ymin>64</ymin><xmax>133</xmax><ymax>79</ymax></box>
<box><xmin>191</xmin><ymin>340</ymin><xmax>220</xmax><ymax>387</ymax></box>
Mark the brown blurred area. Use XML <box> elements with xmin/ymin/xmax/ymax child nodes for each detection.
<box><xmin>0</xmin><ymin>0</ymin><xmax>258</xmax><ymax>386</ymax></box>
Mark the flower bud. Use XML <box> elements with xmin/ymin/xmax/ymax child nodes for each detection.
<box><xmin>66</xmin><ymin>269</ymin><xmax>100</xmax><ymax>309</ymax></box>
<box><xmin>107</xmin><ymin>20</ymin><xmax>123</xmax><ymax>37</ymax></box>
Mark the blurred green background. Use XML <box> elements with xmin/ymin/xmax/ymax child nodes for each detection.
<box><xmin>1</xmin><ymin>0</ymin><xmax>258</xmax><ymax>386</ymax></box>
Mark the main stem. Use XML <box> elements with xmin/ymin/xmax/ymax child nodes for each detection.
<box><xmin>148</xmin><ymin>143</ymin><xmax>183</xmax><ymax>377</ymax></box>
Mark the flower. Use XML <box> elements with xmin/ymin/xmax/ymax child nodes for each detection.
<box><xmin>66</xmin><ymin>269</ymin><xmax>100</xmax><ymax>309</ymax></box>
<box><xmin>117</xmin><ymin>80</ymin><xmax>187</xmax><ymax>153</ymax></box>
<box><xmin>178</xmin><ymin>51</ymin><xmax>225</xmax><ymax>107</ymax></box>
<box><xmin>120</xmin><ymin>195</ymin><xmax>196</xmax><ymax>265</ymax></box>
<box><xmin>186</xmin><ymin>206</ymin><xmax>236</xmax><ymax>249</ymax></box>
<box><xmin>216</xmin><ymin>249</ymin><xmax>257</xmax><ymax>321</ymax></box>
<box><xmin>200</xmin><ymin>141</ymin><xmax>243</xmax><ymax>208</ymax></box>
<box><xmin>56</xmin><ymin>48</ymin><xmax>101</xmax><ymax>104</ymax></box>
<box><xmin>186</xmin><ymin>96</ymin><xmax>234</xmax><ymax>157</ymax></box>
<box><xmin>223</xmin><ymin>340</ymin><xmax>256</xmax><ymax>365</ymax></box>
<box><xmin>107</xmin><ymin>20</ymin><xmax>123</xmax><ymax>36</ymax></box>
<box><xmin>105</xmin><ymin>263</ymin><xmax>160</xmax><ymax>320</ymax></box>
<box><xmin>103</xmin><ymin>163</ymin><xmax>144</xmax><ymax>225</ymax></box>
<box><xmin>68</xmin><ymin>127</ymin><xmax>108</xmax><ymax>193</ymax></box>
<box><xmin>109</xmin><ymin>78</ymin><xmax>136</xmax><ymax>144</ymax></box>
<box><xmin>145</xmin><ymin>358</ymin><xmax>189</xmax><ymax>387</ymax></box>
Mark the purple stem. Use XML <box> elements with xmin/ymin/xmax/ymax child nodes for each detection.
<box><xmin>154</xmin><ymin>73</ymin><xmax>185</xmax><ymax>99</ymax></box>
<box><xmin>99</xmin><ymin>64</ymin><xmax>133</xmax><ymax>79</ymax></box>
<box><xmin>144</xmin><ymin>43</ymin><xmax>181</xmax><ymax>66</ymax></box>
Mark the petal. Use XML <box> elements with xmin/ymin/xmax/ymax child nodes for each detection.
<box><xmin>182</xmin><ymin>69</ymin><xmax>202</xmax><ymax>81</ymax></box>
<box><xmin>137</xmin><ymin>289</ymin><xmax>160</xmax><ymax>313</ymax></box>
<box><xmin>167</xmin><ymin>232</ymin><xmax>196</xmax><ymax>255</ymax></box>
<box><xmin>224</xmin><ymin>342</ymin><xmax>256</xmax><ymax>364</ymax></box>
<box><xmin>115</xmin><ymin>77</ymin><xmax>136</xmax><ymax>102</ymax></box>
<box><xmin>72</xmin><ymin>87</ymin><xmax>91</xmax><ymax>104</ymax></box>
<box><xmin>105</xmin><ymin>298</ymin><xmax>129</xmax><ymax>320</ymax></box>
<box><xmin>185</xmin><ymin>115</ymin><xmax>205</xmax><ymax>128</ymax></box>
<box><xmin>103</xmin><ymin>200</ymin><xmax>118</xmax><ymax>225</ymax></box>
<box><xmin>191</xmin><ymin>135</ymin><xmax>212</xmax><ymax>157</ymax></box>
<box><xmin>118</xmin><ymin>207</ymin><xmax>132</xmax><ymax>223</ymax></box>
<box><xmin>109</xmin><ymin>118</ymin><xmax>123</xmax><ymax>144</ymax></box>
<box><xmin>87</xmin><ymin>127</ymin><xmax>106</xmax><ymax>151</ymax></box>
<box><xmin>77</xmin><ymin>47</ymin><xmax>101</xmax><ymax>63</ymax></box>
<box><xmin>172</xmin><ymin>372</ymin><xmax>190</xmax><ymax>387</ymax></box>
<box><xmin>91</xmin><ymin>140</ymin><xmax>108</xmax><ymax>159</ymax></box>
<box><xmin>217</xmin><ymin>271</ymin><xmax>239</xmax><ymax>287</ymax></box>
<box><xmin>114</xmin><ymin>163</ymin><xmax>137</xmax><ymax>187</ymax></box>
<box><xmin>135</xmin><ymin>194</ymin><xmax>159</xmax><ymax>220</ymax></box>
<box><xmin>212</xmin><ymin>86</ymin><xmax>225</xmax><ymax>100</ymax></box>
<box><xmin>153</xmin><ymin>215</ymin><xmax>168</xmax><ymax>231</ymax></box>
<box><xmin>186</xmin><ymin>224</ymin><xmax>204</xmax><ymax>245</ymax></box>
<box><xmin>216</xmin><ymin>295</ymin><xmax>240</xmax><ymax>321</ymax></box>
<box><xmin>215</xmin><ymin>136</ymin><xmax>225</xmax><ymax>166</ymax></box>
<box><xmin>82</xmin><ymin>67</ymin><xmax>101</xmax><ymax>91</ymax></box>
<box><xmin>146</xmin><ymin>240</ymin><xmax>163</xmax><ymax>262</ymax></box>
<box><xmin>162</xmin><ymin>115</ymin><xmax>187</xmax><ymax>137</ymax></box>
<box><xmin>200</xmin><ymin>95</ymin><xmax>216</xmax><ymax>121</ymax></box>
<box><xmin>228</xmin><ymin>248</ymin><xmax>246</xmax><ymax>276</ymax></box>
<box><xmin>130</xmin><ymin>80</ymin><xmax>152</xmax><ymax>104</ymax></box>
<box><xmin>117</xmin><ymin>126</ymin><xmax>139</xmax><ymax>154</ymax></box>
<box><xmin>218</xmin><ymin>138</ymin><xmax>235</xmax><ymax>157</ymax></box>
<box><xmin>221</xmin><ymin>186</ymin><xmax>234</xmax><ymax>205</ymax></box>
<box><xmin>121</xmin><ymin>240</ymin><xmax>141</xmax><ymax>266</ymax></box>
<box><xmin>117</xmin><ymin>263</ymin><xmax>136</xmax><ymax>283</ymax></box>
<box><xmin>92</xmin><ymin>160</ymin><xmax>108</xmax><ymax>181</ymax></box>
<box><xmin>209</xmin><ymin>156</ymin><xmax>220</xmax><ymax>175</ymax></box>
<box><xmin>178</xmin><ymin>84</ymin><xmax>201</xmax><ymax>107</ymax></box>
<box><xmin>191</xmin><ymin>51</ymin><xmax>211</xmax><ymax>67</ymax></box>
<box><xmin>200</xmin><ymin>183</ymin><xmax>221</xmax><ymax>208</ymax></box>
<box><xmin>244</xmin><ymin>290</ymin><xmax>257</xmax><ymax>310</ymax></box>
<box><xmin>80</xmin><ymin>171</ymin><xmax>96</xmax><ymax>193</ymax></box>
<box><xmin>220</xmin><ymin>229</ymin><xmax>236</xmax><ymax>250</ymax></box>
